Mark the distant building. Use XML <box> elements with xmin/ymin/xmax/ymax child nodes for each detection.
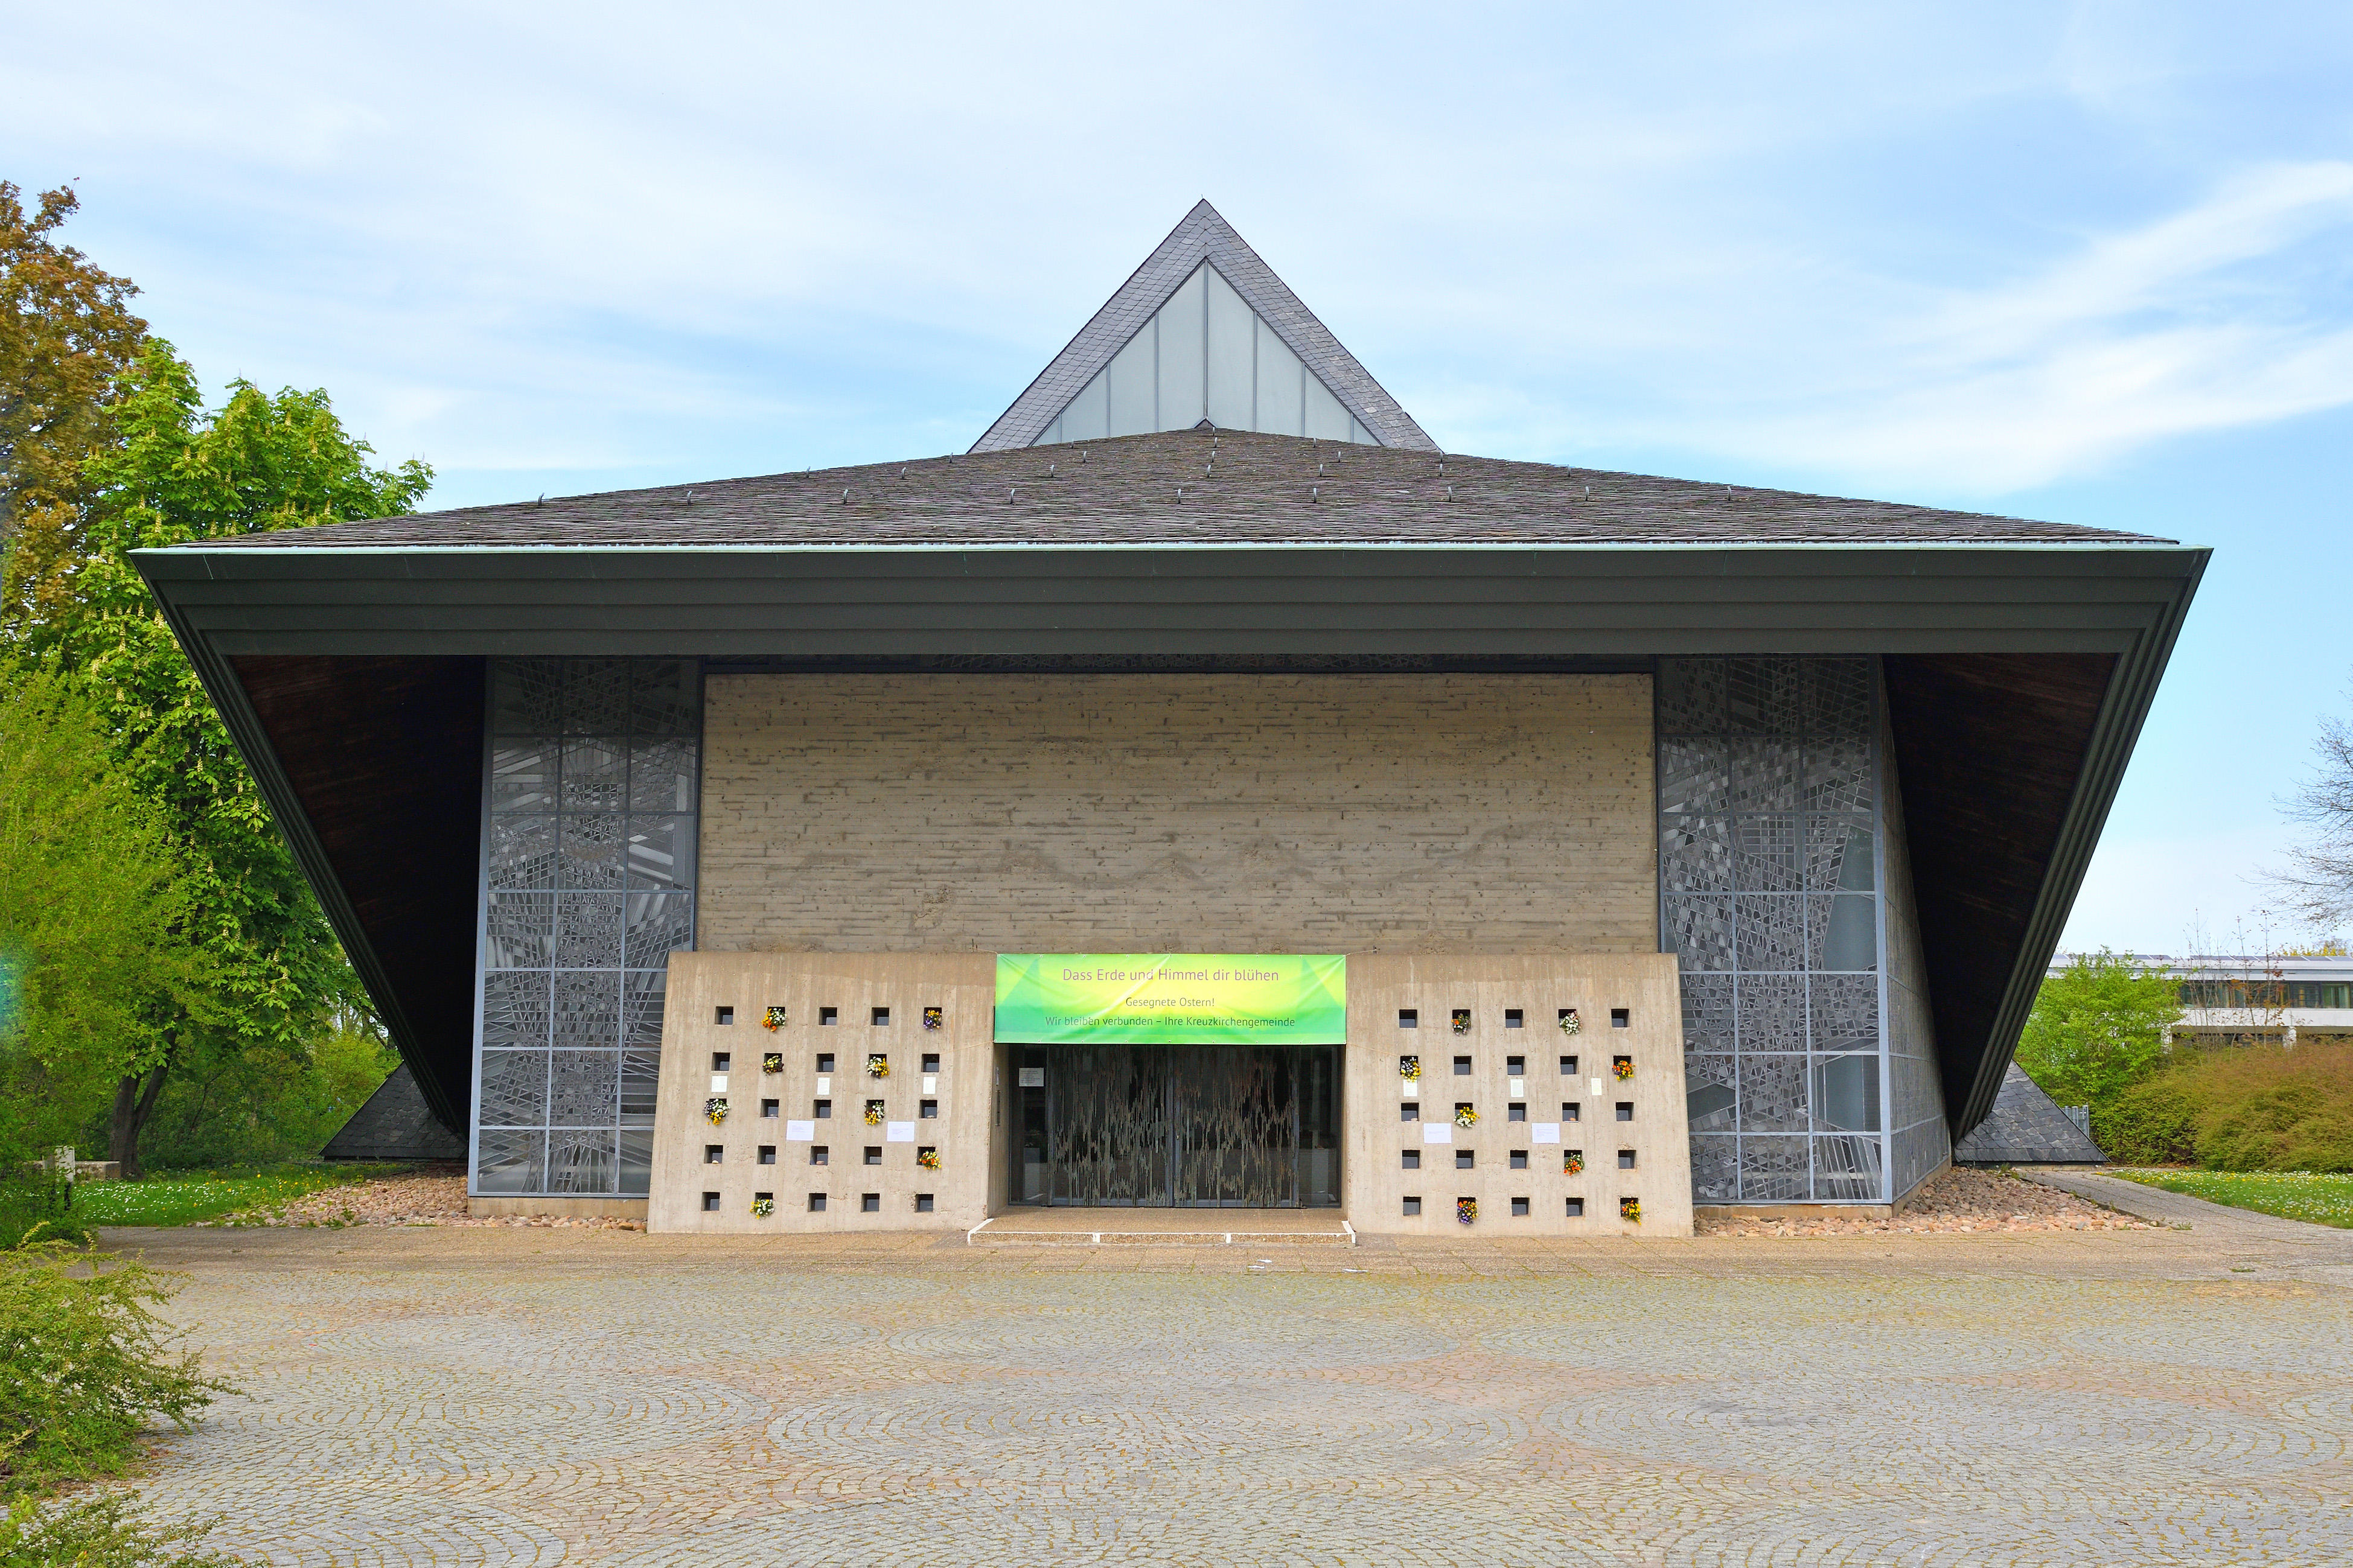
<box><xmin>2048</xmin><ymin>954</ymin><xmax>2353</xmax><ymax>1051</ymax></box>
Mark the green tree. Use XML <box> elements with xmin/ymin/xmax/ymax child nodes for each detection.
<box><xmin>5</xmin><ymin>340</ymin><xmax>429</xmax><ymax>1174</ymax></box>
<box><xmin>0</xmin><ymin>665</ymin><xmax>190</xmax><ymax>1159</ymax></box>
<box><xmin>2014</xmin><ymin>949</ymin><xmax>2184</xmax><ymax>1109</ymax></box>
<box><xmin>0</xmin><ymin>182</ymin><xmax>148</xmax><ymax>617</ymax></box>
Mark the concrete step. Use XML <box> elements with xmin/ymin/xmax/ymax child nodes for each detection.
<box><xmin>967</xmin><ymin>1211</ymin><xmax>1355</xmax><ymax>1247</ymax></box>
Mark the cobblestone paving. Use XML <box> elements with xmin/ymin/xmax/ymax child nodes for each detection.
<box><xmin>115</xmin><ymin>1217</ymin><xmax>2353</xmax><ymax>1566</ymax></box>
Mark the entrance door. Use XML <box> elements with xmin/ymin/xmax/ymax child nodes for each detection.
<box><xmin>1012</xmin><ymin>1044</ymin><xmax>1341</xmax><ymax>1207</ymax></box>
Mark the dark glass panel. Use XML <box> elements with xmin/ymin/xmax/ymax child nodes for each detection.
<box><xmin>628</xmin><ymin>739</ymin><xmax>698</xmax><ymax>813</ymax></box>
<box><xmin>1809</xmin><ymin>975</ymin><xmax>1879</xmax><ymax>1054</ymax></box>
<box><xmin>1735</xmin><ymin>974</ymin><xmax>1808</xmax><ymax>1051</ymax></box>
<box><xmin>484</xmin><ymin>893</ymin><xmax>554</xmax><ymax>969</ymax></box>
<box><xmin>1726</xmin><ymin>739</ymin><xmax>1801</xmax><ymax>812</ymax></box>
<box><xmin>1801</xmin><ymin>657</ymin><xmax>1873</xmax><ymax>744</ymax></box>
<box><xmin>629</xmin><ymin>660</ymin><xmax>698</xmax><ymax>735</ymax></box>
<box><xmin>1812</xmin><ymin>1133</ymin><xmax>1883</xmax><ymax>1200</ymax></box>
<box><xmin>1655</xmin><ymin>657</ymin><xmax>1727</xmax><ymax>736</ymax></box>
<box><xmin>545</xmin><ymin>1127</ymin><xmax>617</xmax><ymax>1193</ymax></box>
<box><xmin>1731</xmin><ymin>814</ymin><xmax>1802</xmax><ymax>892</ymax></box>
<box><xmin>490</xmin><ymin>745</ymin><xmax>557</xmax><ymax>812</ymax></box>
<box><xmin>480</xmin><ymin>970</ymin><xmax>551</xmax><ymax>1048</ymax></box>
<box><xmin>552</xmin><ymin>968</ymin><xmax>620</xmax><ymax>1048</ymax></box>
<box><xmin>1725</xmin><ymin>655</ymin><xmax>1801</xmax><ymax>736</ymax></box>
<box><xmin>1734</xmin><ymin>894</ymin><xmax>1807</xmax><ymax>972</ymax></box>
<box><xmin>621</xmin><ymin>969</ymin><xmax>667</xmax><ymax>1047</ymax></box>
<box><xmin>558</xmin><ymin>814</ymin><xmax>625</xmax><ymax>889</ymax></box>
<box><xmin>1802</xmin><ymin>740</ymin><xmax>1871</xmax><ymax>814</ymax></box>
<box><xmin>477</xmin><ymin>1050</ymin><xmax>549</xmax><ymax>1126</ymax></box>
<box><xmin>1685</xmin><ymin>1054</ymin><xmax>1737</xmax><ymax>1132</ymax></box>
<box><xmin>1657</xmin><ymin>738</ymin><xmax>1729</xmax><ymax>815</ymax></box>
<box><xmin>619</xmin><ymin>1129</ymin><xmax>654</xmax><ymax>1195</ymax></box>
<box><xmin>490</xmin><ymin>659</ymin><xmax>564</xmax><ymax>736</ymax></box>
<box><xmin>1737</xmin><ymin>1134</ymin><xmax>1811</xmax><ymax>1202</ymax></box>
<box><xmin>1804</xmin><ymin>817</ymin><xmax>1873</xmax><ymax>893</ymax></box>
<box><xmin>1688</xmin><ymin>1133</ymin><xmax>1739</xmax><ymax>1202</ymax></box>
<box><xmin>474</xmin><ymin>1128</ymin><xmax>544</xmax><ymax>1193</ymax></box>
<box><xmin>561</xmin><ymin>660</ymin><xmax>631</xmax><ymax>736</ymax></box>
<box><xmin>1813</xmin><ymin>893</ymin><xmax>1879</xmax><ymax>971</ymax></box>
<box><xmin>555</xmin><ymin>893</ymin><xmax>623</xmax><ymax>969</ymax></box>
<box><xmin>624</xmin><ymin>815</ymin><xmax>696</xmax><ymax>890</ymax></box>
<box><xmin>1812</xmin><ymin>1054</ymin><xmax>1881</xmax><ymax>1133</ymax></box>
<box><xmin>549</xmin><ymin>1051</ymin><xmax>619</xmax><ymax>1127</ymax></box>
<box><xmin>1662</xmin><ymin>896</ymin><xmax>1736</xmax><ymax>973</ymax></box>
<box><xmin>623</xmin><ymin>893</ymin><xmax>693</xmax><ymax>967</ymax></box>
<box><xmin>560</xmin><ymin>740</ymin><xmax>628</xmax><ymax>813</ymax></box>
<box><xmin>1738</xmin><ymin>1054</ymin><xmax>1810</xmax><ymax>1132</ymax></box>
<box><xmin>1679</xmin><ymin>974</ymin><xmax>1735</xmax><ymax>1053</ymax></box>
<box><xmin>619</xmin><ymin>1050</ymin><xmax>660</xmax><ymax>1124</ymax></box>
<box><xmin>1660</xmin><ymin>815</ymin><xmax>1732</xmax><ymax>895</ymax></box>
<box><xmin>487</xmin><ymin>815</ymin><xmax>557</xmax><ymax>891</ymax></box>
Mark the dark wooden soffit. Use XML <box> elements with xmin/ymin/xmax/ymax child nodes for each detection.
<box><xmin>1884</xmin><ymin>654</ymin><xmax>2115</xmax><ymax>1138</ymax></box>
<box><xmin>228</xmin><ymin>655</ymin><xmax>484</xmax><ymax>1133</ymax></box>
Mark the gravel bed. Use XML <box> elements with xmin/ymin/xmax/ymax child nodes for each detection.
<box><xmin>219</xmin><ymin>1165</ymin><xmax>645</xmax><ymax>1230</ymax></box>
<box><xmin>1696</xmin><ymin>1166</ymin><xmax>2156</xmax><ymax>1236</ymax></box>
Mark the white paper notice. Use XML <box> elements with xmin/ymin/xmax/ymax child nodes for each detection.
<box><xmin>710</xmin><ymin>1074</ymin><xmax>727</xmax><ymax>1092</ymax></box>
<box><xmin>922</xmin><ymin>1074</ymin><xmax>939</xmax><ymax>1094</ymax></box>
<box><xmin>1590</xmin><ymin>1077</ymin><xmax>1605</xmax><ymax>1097</ymax></box>
<box><xmin>1422</xmin><ymin>1123</ymin><xmax>1454</xmax><ymax>1145</ymax></box>
<box><xmin>1507</xmin><ymin>1077</ymin><xmax>1525</xmax><ymax>1097</ymax></box>
<box><xmin>1531</xmin><ymin>1123</ymin><xmax>1560</xmax><ymax>1144</ymax></box>
<box><xmin>1401</xmin><ymin>1080</ymin><xmax>1419</xmax><ymax>1100</ymax></box>
<box><xmin>784</xmin><ymin>1120</ymin><xmax>815</xmax><ymax>1143</ymax></box>
<box><xmin>885</xmin><ymin>1121</ymin><xmax>916</xmax><ymax>1143</ymax></box>
<box><xmin>816</xmin><ymin>1076</ymin><xmax>831</xmax><ymax>1094</ymax></box>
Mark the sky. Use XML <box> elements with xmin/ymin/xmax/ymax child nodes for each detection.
<box><xmin>7</xmin><ymin>1</ymin><xmax>2350</xmax><ymax>957</ymax></box>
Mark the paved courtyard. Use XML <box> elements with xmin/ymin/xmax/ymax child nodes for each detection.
<box><xmin>121</xmin><ymin>1177</ymin><xmax>2353</xmax><ymax>1566</ymax></box>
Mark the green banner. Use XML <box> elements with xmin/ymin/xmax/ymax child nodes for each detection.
<box><xmin>995</xmin><ymin>954</ymin><xmax>1347</xmax><ymax>1045</ymax></box>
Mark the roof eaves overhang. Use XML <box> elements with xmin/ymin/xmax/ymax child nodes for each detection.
<box><xmin>132</xmin><ymin>535</ymin><xmax>2207</xmax><ymax>1146</ymax></box>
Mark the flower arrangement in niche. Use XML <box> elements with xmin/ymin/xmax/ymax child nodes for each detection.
<box><xmin>1620</xmin><ymin>1196</ymin><xmax>1641</xmax><ymax>1225</ymax></box>
<box><xmin>1456</xmin><ymin>1197</ymin><xmax>1477</xmax><ymax>1226</ymax></box>
<box><xmin>761</xmin><ymin>1053</ymin><xmax>784</xmax><ymax>1075</ymax></box>
<box><xmin>1454</xmin><ymin>1104</ymin><xmax>1478</xmax><ymax>1129</ymax></box>
<box><xmin>1399</xmin><ymin>1055</ymin><xmax>1420</xmax><ymax>1080</ymax></box>
<box><xmin>1559</xmin><ymin>1009</ymin><xmax>1582</xmax><ymax>1036</ymax></box>
<box><xmin>750</xmin><ymin>1197</ymin><xmax>774</xmax><ymax>1218</ymax></box>
<box><xmin>1613</xmin><ymin>1057</ymin><xmax>1634</xmax><ymax>1082</ymax></box>
<box><xmin>917</xmin><ymin>1148</ymin><xmax>942</xmax><ymax>1170</ymax></box>
<box><xmin>866</xmin><ymin>1054</ymin><xmax>889</xmax><ymax>1079</ymax></box>
<box><xmin>1563</xmin><ymin>1150</ymin><xmax>1584</xmax><ymax>1175</ymax></box>
<box><xmin>863</xmin><ymin>1099</ymin><xmax>886</xmax><ymax>1126</ymax></box>
<box><xmin>704</xmin><ymin>1097</ymin><xmax>728</xmax><ymax>1126</ymax></box>
<box><xmin>922</xmin><ymin>1007</ymin><xmax>943</xmax><ymax>1031</ymax></box>
<box><xmin>1451</xmin><ymin>1010</ymin><xmax>1472</xmax><ymax>1036</ymax></box>
<box><xmin>762</xmin><ymin>1006</ymin><xmax>787</xmax><ymax>1031</ymax></box>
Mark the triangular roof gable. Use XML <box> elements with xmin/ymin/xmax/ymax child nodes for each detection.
<box><xmin>971</xmin><ymin>200</ymin><xmax>1437</xmax><ymax>453</ymax></box>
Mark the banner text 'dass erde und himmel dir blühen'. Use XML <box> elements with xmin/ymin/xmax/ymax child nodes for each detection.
<box><xmin>993</xmin><ymin>954</ymin><xmax>1346</xmax><ymax>1045</ymax></box>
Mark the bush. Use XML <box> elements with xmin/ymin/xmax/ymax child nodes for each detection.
<box><xmin>0</xmin><ymin>1240</ymin><xmax>228</xmax><ymax>1496</ymax></box>
<box><xmin>0</xmin><ymin>1174</ymin><xmax>88</xmax><ymax>1251</ymax></box>
<box><xmin>2098</xmin><ymin>1041</ymin><xmax>2353</xmax><ymax>1171</ymax></box>
<box><xmin>0</xmin><ymin>1490</ymin><xmax>242</xmax><ymax>1567</ymax></box>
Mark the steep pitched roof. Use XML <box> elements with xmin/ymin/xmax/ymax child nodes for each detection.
<box><xmin>971</xmin><ymin>200</ymin><xmax>1436</xmax><ymax>453</ymax></box>
<box><xmin>1952</xmin><ymin>1064</ymin><xmax>2106</xmax><ymax>1164</ymax></box>
<box><xmin>192</xmin><ymin>429</ymin><xmax>2163</xmax><ymax>550</ymax></box>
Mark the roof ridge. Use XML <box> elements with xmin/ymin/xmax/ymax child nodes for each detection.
<box><xmin>970</xmin><ymin>201</ymin><xmax>1435</xmax><ymax>454</ymax></box>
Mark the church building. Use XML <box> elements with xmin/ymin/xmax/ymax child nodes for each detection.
<box><xmin>133</xmin><ymin>202</ymin><xmax>2204</xmax><ymax>1234</ymax></box>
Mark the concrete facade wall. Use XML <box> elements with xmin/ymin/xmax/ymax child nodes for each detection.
<box><xmin>647</xmin><ymin>952</ymin><xmax>997</xmax><ymax>1234</ymax></box>
<box><xmin>1343</xmin><ymin>954</ymin><xmax>1691</xmax><ymax>1237</ymax></box>
<box><xmin>698</xmin><ymin>674</ymin><xmax>1656</xmax><ymax>956</ymax></box>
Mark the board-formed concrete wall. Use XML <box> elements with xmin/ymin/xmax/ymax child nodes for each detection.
<box><xmin>698</xmin><ymin>674</ymin><xmax>1656</xmax><ymax>955</ymax></box>
<box><xmin>1343</xmin><ymin>953</ymin><xmax>1691</xmax><ymax>1237</ymax></box>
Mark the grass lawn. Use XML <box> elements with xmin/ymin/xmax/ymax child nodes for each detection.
<box><xmin>71</xmin><ymin>1163</ymin><xmax>404</xmax><ymax>1228</ymax></box>
<box><xmin>2109</xmin><ymin>1168</ymin><xmax>2353</xmax><ymax>1229</ymax></box>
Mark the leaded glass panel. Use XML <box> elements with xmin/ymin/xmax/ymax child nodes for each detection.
<box><xmin>1661</xmin><ymin>656</ymin><xmax>1891</xmax><ymax>1201</ymax></box>
<box><xmin>471</xmin><ymin>660</ymin><xmax>698</xmax><ymax>1199</ymax></box>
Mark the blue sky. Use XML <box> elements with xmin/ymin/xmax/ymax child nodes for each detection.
<box><xmin>8</xmin><ymin>2</ymin><xmax>2349</xmax><ymax>955</ymax></box>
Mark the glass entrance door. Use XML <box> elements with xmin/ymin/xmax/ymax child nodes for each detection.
<box><xmin>1011</xmin><ymin>1044</ymin><xmax>1341</xmax><ymax>1207</ymax></box>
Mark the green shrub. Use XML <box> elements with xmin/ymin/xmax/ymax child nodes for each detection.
<box><xmin>0</xmin><ymin>1240</ymin><xmax>228</xmax><ymax>1496</ymax></box>
<box><xmin>2097</xmin><ymin>1041</ymin><xmax>2353</xmax><ymax>1172</ymax></box>
<box><xmin>0</xmin><ymin>1490</ymin><xmax>243</xmax><ymax>1567</ymax></box>
<box><xmin>2095</xmin><ymin>1072</ymin><xmax>2201</xmax><ymax>1165</ymax></box>
<box><xmin>0</xmin><ymin>1176</ymin><xmax>88</xmax><ymax>1251</ymax></box>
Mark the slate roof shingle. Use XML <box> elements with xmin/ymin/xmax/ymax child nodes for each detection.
<box><xmin>197</xmin><ymin>429</ymin><xmax>2166</xmax><ymax>551</ymax></box>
